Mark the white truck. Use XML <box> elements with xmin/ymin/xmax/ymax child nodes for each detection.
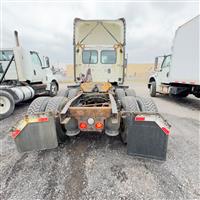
<box><xmin>0</xmin><ymin>31</ymin><xmax>59</xmax><ymax>119</ymax></box>
<box><xmin>148</xmin><ymin>16</ymin><xmax>200</xmax><ymax>98</ymax></box>
<box><xmin>11</xmin><ymin>19</ymin><xmax>170</xmax><ymax>161</ymax></box>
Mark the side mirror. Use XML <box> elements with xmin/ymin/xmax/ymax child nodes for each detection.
<box><xmin>45</xmin><ymin>57</ymin><xmax>50</xmax><ymax>68</ymax></box>
<box><xmin>154</xmin><ymin>57</ymin><xmax>158</xmax><ymax>70</ymax></box>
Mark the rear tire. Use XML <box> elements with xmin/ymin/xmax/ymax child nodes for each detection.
<box><xmin>125</xmin><ymin>88</ymin><xmax>136</xmax><ymax>97</ymax></box>
<box><xmin>27</xmin><ymin>97</ymin><xmax>50</xmax><ymax>115</ymax></box>
<box><xmin>57</xmin><ymin>89</ymin><xmax>69</xmax><ymax>97</ymax></box>
<box><xmin>149</xmin><ymin>81</ymin><xmax>156</xmax><ymax>97</ymax></box>
<box><xmin>121</xmin><ymin>96</ymin><xmax>140</xmax><ymax>112</ymax></box>
<box><xmin>0</xmin><ymin>90</ymin><xmax>15</xmax><ymax>119</ymax></box>
<box><xmin>120</xmin><ymin>96</ymin><xmax>140</xmax><ymax>144</ymax></box>
<box><xmin>45</xmin><ymin>96</ymin><xmax>68</xmax><ymax>142</ymax></box>
<box><xmin>115</xmin><ymin>88</ymin><xmax>126</xmax><ymax>102</ymax></box>
<box><xmin>136</xmin><ymin>96</ymin><xmax>158</xmax><ymax>112</ymax></box>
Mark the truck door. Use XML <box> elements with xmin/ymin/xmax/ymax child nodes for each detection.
<box><xmin>30</xmin><ymin>51</ymin><xmax>44</xmax><ymax>82</ymax></box>
<box><xmin>158</xmin><ymin>55</ymin><xmax>171</xmax><ymax>84</ymax></box>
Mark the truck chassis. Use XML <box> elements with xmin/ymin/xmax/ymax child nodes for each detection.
<box><xmin>11</xmin><ymin>82</ymin><xmax>170</xmax><ymax>160</ymax></box>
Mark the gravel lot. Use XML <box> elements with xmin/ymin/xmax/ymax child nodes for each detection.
<box><xmin>0</xmin><ymin>83</ymin><xmax>199</xmax><ymax>200</ymax></box>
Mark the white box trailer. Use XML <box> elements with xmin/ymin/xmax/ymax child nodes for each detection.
<box><xmin>148</xmin><ymin>15</ymin><xmax>200</xmax><ymax>98</ymax></box>
<box><xmin>170</xmin><ymin>16</ymin><xmax>199</xmax><ymax>85</ymax></box>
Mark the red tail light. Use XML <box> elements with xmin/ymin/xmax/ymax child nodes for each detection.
<box><xmin>95</xmin><ymin>122</ymin><xmax>104</xmax><ymax>129</ymax></box>
<box><xmin>37</xmin><ymin>117</ymin><xmax>48</xmax><ymax>122</ymax></box>
<box><xmin>11</xmin><ymin>129</ymin><xmax>21</xmax><ymax>139</ymax></box>
<box><xmin>135</xmin><ymin>116</ymin><xmax>145</xmax><ymax>121</ymax></box>
<box><xmin>162</xmin><ymin>127</ymin><xmax>170</xmax><ymax>135</ymax></box>
<box><xmin>79</xmin><ymin>122</ymin><xmax>87</xmax><ymax>129</ymax></box>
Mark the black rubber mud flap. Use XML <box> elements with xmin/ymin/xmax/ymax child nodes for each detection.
<box><xmin>126</xmin><ymin>114</ymin><xmax>168</xmax><ymax>161</ymax></box>
<box><xmin>13</xmin><ymin>115</ymin><xmax>58</xmax><ymax>153</ymax></box>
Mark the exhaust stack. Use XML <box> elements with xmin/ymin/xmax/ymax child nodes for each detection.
<box><xmin>14</xmin><ymin>30</ymin><xmax>20</xmax><ymax>46</ymax></box>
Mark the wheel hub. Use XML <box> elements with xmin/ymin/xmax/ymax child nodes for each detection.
<box><xmin>51</xmin><ymin>84</ymin><xmax>57</xmax><ymax>95</ymax></box>
<box><xmin>0</xmin><ymin>96</ymin><xmax>11</xmax><ymax>114</ymax></box>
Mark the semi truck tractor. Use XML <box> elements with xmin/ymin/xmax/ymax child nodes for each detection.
<box><xmin>0</xmin><ymin>31</ymin><xmax>59</xmax><ymax>119</ymax></box>
<box><xmin>148</xmin><ymin>16</ymin><xmax>199</xmax><ymax>98</ymax></box>
<box><xmin>11</xmin><ymin>19</ymin><xmax>170</xmax><ymax>161</ymax></box>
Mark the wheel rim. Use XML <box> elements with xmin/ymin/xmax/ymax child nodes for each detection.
<box><xmin>0</xmin><ymin>96</ymin><xmax>11</xmax><ymax>114</ymax></box>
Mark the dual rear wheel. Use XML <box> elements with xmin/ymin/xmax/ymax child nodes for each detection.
<box><xmin>27</xmin><ymin>96</ymin><xmax>68</xmax><ymax>142</ymax></box>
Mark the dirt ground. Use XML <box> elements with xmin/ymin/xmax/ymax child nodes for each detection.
<box><xmin>0</xmin><ymin>83</ymin><xmax>199</xmax><ymax>200</ymax></box>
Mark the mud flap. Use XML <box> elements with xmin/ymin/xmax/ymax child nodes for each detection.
<box><xmin>12</xmin><ymin>114</ymin><xmax>58</xmax><ymax>152</ymax></box>
<box><xmin>126</xmin><ymin>114</ymin><xmax>169</xmax><ymax>160</ymax></box>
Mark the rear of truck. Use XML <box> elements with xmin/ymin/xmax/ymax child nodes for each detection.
<box><xmin>11</xmin><ymin>18</ymin><xmax>170</xmax><ymax>161</ymax></box>
<box><xmin>73</xmin><ymin>18</ymin><xmax>126</xmax><ymax>83</ymax></box>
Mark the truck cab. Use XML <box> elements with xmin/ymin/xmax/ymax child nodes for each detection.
<box><xmin>74</xmin><ymin>19</ymin><xmax>126</xmax><ymax>84</ymax></box>
<box><xmin>0</xmin><ymin>47</ymin><xmax>58</xmax><ymax>93</ymax></box>
<box><xmin>148</xmin><ymin>54</ymin><xmax>171</xmax><ymax>95</ymax></box>
<box><xmin>0</xmin><ymin>31</ymin><xmax>59</xmax><ymax>119</ymax></box>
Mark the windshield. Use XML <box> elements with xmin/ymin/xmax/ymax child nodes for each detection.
<box><xmin>0</xmin><ymin>50</ymin><xmax>13</xmax><ymax>61</ymax></box>
<box><xmin>101</xmin><ymin>50</ymin><xmax>116</xmax><ymax>64</ymax></box>
<box><xmin>82</xmin><ymin>50</ymin><xmax>98</xmax><ymax>64</ymax></box>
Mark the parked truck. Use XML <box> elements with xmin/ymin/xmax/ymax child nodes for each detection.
<box><xmin>11</xmin><ymin>19</ymin><xmax>170</xmax><ymax>161</ymax></box>
<box><xmin>0</xmin><ymin>31</ymin><xmax>59</xmax><ymax>119</ymax></box>
<box><xmin>148</xmin><ymin>16</ymin><xmax>199</xmax><ymax>98</ymax></box>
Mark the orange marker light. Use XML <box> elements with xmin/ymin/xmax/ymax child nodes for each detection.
<box><xmin>95</xmin><ymin>122</ymin><xmax>104</xmax><ymax>129</ymax></box>
<box><xmin>79</xmin><ymin>122</ymin><xmax>87</xmax><ymax>129</ymax></box>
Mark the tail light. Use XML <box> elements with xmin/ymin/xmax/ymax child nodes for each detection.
<box><xmin>95</xmin><ymin>122</ymin><xmax>104</xmax><ymax>129</ymax></box>
<box><xmin>11</xmin><ymin>129</ymin><xmax>21</xmax><ymax>139</ymax></box>
<box><xmin>162</xmin><ymin>127</ymin><xmax>170</xmax><ymax>135</ymax></box>
<box><xmin>135</xmin><ymin>116</ymin><xmax>145</xmax><ymax>121</ymax></box>
<box><xmin>37</xmin><ymin>117</ymin><xmax>48</xmax><ymax>122</ymax></box>
<box><xmin>79</xmin><ymin>122</ymin><xmax>87</xmax><ymax>129</ymax></box>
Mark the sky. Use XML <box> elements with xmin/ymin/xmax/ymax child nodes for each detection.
<box><xmin>0</xmin><ymin>0</ymin><xmax>199</xmax><ymax>65</ymax></box>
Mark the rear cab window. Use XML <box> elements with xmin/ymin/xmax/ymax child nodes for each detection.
<box><xmin>82</xmin><ymin>50</ymin><xmax>98</xmax><ymax>64</ymax></box>
<box><xmin>101</xmin><ymin>50</ymin><xmax>116</xmax><ymax>64</ymax></box>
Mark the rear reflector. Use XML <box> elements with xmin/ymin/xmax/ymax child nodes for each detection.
<box><xmin>11</xmin><ymin>129</ymin><xmax>21</xmax><ymax>139</ymax></box>
<box><xmin>135</xmin><ymin>116</ymin><xmax>145</xmax><ymax>121</ymax></box>
<box><xmin>95</xmin><ymin>122</ymin><xmax>104</xmax><ymax>129</ymax></box>
<box><xmin>79</xmin><ymin>122</ymin><xmax>87</xmax><ymax>129</ymax></box>
<box><xmin>162</xmin><ymin>127</ymin><xmax>170</xmax><ymax>135</ymax></box>
<box><xmin>37</xmin><ymin>117</ymin><xmax>49</xmax><ymax>122</ymax></box>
